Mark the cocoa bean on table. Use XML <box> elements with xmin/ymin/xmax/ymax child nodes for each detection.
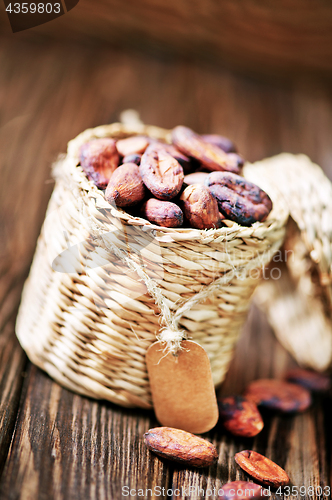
<box><xmin>244</xmin><ymin>379</ymin><xmax>312</xmax><ymax>413</ymax></box>
<box><xmin>218</xmin><ymin>395</ymin><xmax>263</xmax><ymax>437</ymax></box>
<box><xmin>220</xmin><ymin>480</ymin><xmax>264</xmax><ymax>499</ymax></box>
<box><xmin>284</xmin><ymin>368</ymin><xmax>331</xmax><ymax>393</ymax></box>
<box><xmin>144</xmin><ymin>427</ymin><xmax>218</xmax><ymax>468</ymax></box>
<box><xmin>235</xmin><ymin>450</ymin><xmax>290</xmax><ymax>488</ymax></box>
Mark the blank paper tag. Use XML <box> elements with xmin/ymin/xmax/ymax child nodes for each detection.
<box><xmin>146</xmin><ymin>340</ymin><xmax>219</xmax><ymax>434</ymax></box>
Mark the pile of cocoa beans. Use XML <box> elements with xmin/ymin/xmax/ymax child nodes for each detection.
<box><xmin>78</xmin><ymin>126</ymin><xmax>273</xmax><ymax>229</ymax></box>
<box><xmin>144</xmin><ymin>369</ymin><xmax>330</xmax><ymax>496</ymax></box>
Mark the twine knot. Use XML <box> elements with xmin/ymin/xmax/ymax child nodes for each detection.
<box><xmin>157</xmin><ymin>328</ymin><xmax>186</xmax><ymax>355</ymax></box>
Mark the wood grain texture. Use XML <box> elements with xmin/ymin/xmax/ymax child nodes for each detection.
<box><xmin>0</xmin><ymin>263</ymin><xmax>27</xmax><ymax>477</ymax></box>
<box><xmin>171</xmin><ymin>308</ymin><xmax>332</xmax><ymax>500</ymax></box>
<box><xmin>1</xmin><ymin>1</ymin><xmax>332</xmax><ymax>77</ymax></box>
<box><xmin>0</xmin><ymin>365</ymin><xmax>170</xmax><ymax>500</ymax></box>
<box><xmin>0</xmin><ymin>311</ymin><xmax>26</xmax><ymax>478</ymax></box>
<box><xmin>0</xmin><ymin>36</ymin><xmax>331</xmax><ymax>499</ymax></box>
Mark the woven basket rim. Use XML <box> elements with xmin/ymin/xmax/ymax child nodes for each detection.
<box><xmin>57</xmin><ymin>122</ymin><xmax>289</xmax><ymax>240</ymax></box>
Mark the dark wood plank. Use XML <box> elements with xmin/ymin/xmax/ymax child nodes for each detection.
<box><xmin>0</xmin><ymin>265</ymin><xmax>27</xmax><ymax>477</ymax></box>
<box><xmin>1</xmin><ymin>1</ymin><xmax>332</xmax><ymax>77</ymax></box>
<box><xmin>0</xmin><ymin>364</ymin><xmax>171</xmax><ymax>500</ymax></box>
<box><xmin>171</xmin><ymin>308</ymin><xmax>332</xmax><ymax>500</ymax></box>
<box><xmin>0</xmin><ymin>36</ymin><xmax>331</xmax><ymax>499</ymax></box>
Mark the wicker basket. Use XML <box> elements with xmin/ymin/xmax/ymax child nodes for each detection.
<box><xmin>253</xmin><ymin>154</ymin><xmax>332</xmax><ymax>372</ymax></box>
<box><xmin>16</xmin><ymin>122</ymin><xmax>289</xmax><ymax>408</ymax></box>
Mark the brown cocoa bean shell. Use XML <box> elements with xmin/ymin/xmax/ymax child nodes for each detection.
<box><xmin>184</xmin><ymin>172</ymin><xmax>209</xmax><ymax>185</ymax></box>
<box><xmin>122</xmin><ymin>153</ymin><xmax>142</xmax><ymax>165</ymax></box>
<box><xmin>172</xmin><ymin>126</ymin><xmax>241</xmax><ymax>174</ymax></box>
<box><xmin>220</xmin><ymin>480</ymin><xmax>265</xmax><ymax>499</ymax></box>
<box><xmin>79</xmin><ymin>138</ymin><xmax>119</xmax><ymax>189</ymax></box>
<box><xmin>206</xmin><ymin>171</ymin><xmax>272</xmax><ymax>226</ymax></box>
<box><xmin>144</xmin><ymin>427</ymin><xmax>218</xmax><ymax>468</ymax></box>
<box><xmin>141</xmin><ymin>199</ymin><xmax>183</xmax><ymax>227</ymax></box>
<box><xmin>285</xmin><ymin>368</ymin><xmax>331</xmax><ymax>393</ymax></box>
<box><xmin>235</xmin><ymin>450</ymin><xmax>290</xmax><ymax>488</ymax></box>
<box><xmin>218</xmin><ymin>396</ymin><xmax>264</xmax><ymax>437</ymax></box>
<box><xmin>227</xmin><ymin>153</ymin><xmax>245</xmax><ymax>169</ymax></box>
<box><xmin>180</xmin><ymin>185</ymin><xmax>220</xmax><ymax>229</ymax></box>
<box><xmin>105</xmin><ymin>163</ymin><xmax>145</xmax><ymax>207</ymax></box>
<box><xmin>244</xmin><ymin>379</ymin><xmax>312</xmax><ymax>413</ymax></box>
<box><xmin>151</xmin><ymin>142</ymin><xmax>193</xmax><ymax>173</ymax></box>
<box><xmin>140</xmin><ymin>144</ymin><xmax>184</xmax><ymax>200</ymax></box>
<box><xmin>116</xmin><ymin>136</ymin><xmax>150</xmax><ymax>156</ymax></box>
<box><xmin>201</xmin><ymin>134</ymin><xmax>237</xmax><ymax>153</ymax></box>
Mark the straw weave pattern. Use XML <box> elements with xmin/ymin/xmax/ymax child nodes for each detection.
<box><xmin>252</xmin><ymin>154</ymin><xmax>332</xmax><ymax>371</ymax></box>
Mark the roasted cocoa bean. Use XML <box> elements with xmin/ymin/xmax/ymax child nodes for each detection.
<box><xmin>244</xmin><ymin>379</ymin><xmax>312</xmax><ymax>413</ymax></box>
<box><xmin>141</xmin><ymin>198</ymin><xmax>183</xmax><ymax>227</ymax></box>
<box><xmin>227</xmin><ymin>153</ymin><xmax>245</xmax><ymax>169</ymax></box>
<box><xmin>140</xmin><ymin>144</ymin><xmax>184</xmax><ymax>200</ymax></box>
<box><xmin>180</xmin><ymin>184</ymin><xmax>220</xmax><ymax>229</ymax></box>
<box><xmin>184</xmin><ymin>172</ymin><xmax>209</xmax><ymax>185</ymax></box>
<box><xmin>122</xmin><ymin>153</ymin><xmax>142</xmax><ymax>165</ymax></box>
<box><xmin>152</xmin><ymin>142</ymin><xmax>193</xmax><ymax>173</ymax></box>
<box><xmin>205</xmin><ymin>171</ymin><xmax>272</xmax><ymax>226</ymax></box>
<box><xmin>220</xmin><ymin>481</ymin><xmax>264</xmax><ymax>499</ymax></box>
<box><xmin>235</xmin><ymin>450</ymin><xmax>290</xmax><ymax>488</ymax></box>
<box><xmin>285</xmin><ymin>368</ymin><xmax>331</xmax><ymax>392</ymax></box>
<box><xmin>218</xmin><ymin>396</ymin><xmax>264</xmax><ymax>437</ymax></box>
<box><xmin>105</xmin><ymin>163</ymin><xmax>145</xmax><ymax>207</ymax></box>
<box><xmin>116</xmin><ymin>136</ymin><xmax>149</xmax><ymax>156</ymax></box>
<box><xmin>201</xmin><ymin>134</ymin><xmax>237</xmax><ymax>153</ymax></box>
<box><xmin>79</xmin><ymin>138</ymin><xmax>119</xmax><ymax>189</ymax></box>
<box><xmin>172</xmin><ymin>126</ymin><xmax>241</xmax><ymax>174</ymax></box>
<box><xmin>144</xmin><ymin>427</ymin><xmax>218</xmax><ymax>467</ymax></box>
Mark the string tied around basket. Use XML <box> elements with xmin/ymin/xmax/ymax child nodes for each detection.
<box><xmin>157</xmin><ymin>328</ymin><xmax>186</xmax><ymax>355</ymax></box>
<box><xmin>85</xmin><ymin>218</ymin><xmax>277</xmax><ymax>356</ymax></box>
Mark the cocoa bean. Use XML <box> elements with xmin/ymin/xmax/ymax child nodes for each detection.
<box><xmin>235</xmin><ymin>450</ymin><xmax>290</xmax><ymax>488</ymax></box>
<box><xmin>122</xmin><ymin>153</ymin><xmax>142</xmax><ymax>165</ymax></box>
<box><xmin>180</xmin><ymin>185</ymin><xmax>220</xmax><ymax>229</ymax></box>
<box><xmin>79</xmin><ymin>138</ymin><xmax>119</xmax><ymax>189</ymax></box>
<box><xmin>244</xmin><ymin>379</ymin><xmax>312</xmax><ymax>413</ymax></box>
<box><xmin>171</xmin><ymin>126</ymin><xmax>241</xmax><ymax>174</ymax></box>
<box><xmin>152</xmin><ymin>142</ymin><xmax>193</xmax><ymax>173</ymax></box>
<box><xmin>144</xmin><ymin>427</ymin><xmax>218</xmax><ymax>467</ymax></box>
<box><xmin>184</xmin><ymin>172</ymin><xmax>209</xmax><ymax>185</ymax></box>
<box><xmin>285</xmin><ymin>368</ymin><xmax>331</xmax><ymax>393</ymax></box>
<box><xmin>205</xmin><ymin>171</ymin><xmax>272</xmax><ymax>226</ymax></box>
<box><xmin>141</xmin><ymin>199</ymin><xmax>183</xmax><ymax>227</ymax></box>
<box><xmin>116</xmin><ymin>136</ymin><xmax>149</xmax><ymax>156</ymax></box>
<box><xmin>220</xmin><ymin>480</ymin><xmax>264</xmax><ymax>499</ymax></box>
<box><xmin>218</xmin><ymin>396</ymin><xmax>264</xmax><ymax>437</ymax></box>
<box><xmin>201</xmin><ymin>134</ymin><xmax>237</xmax><ymax>153</ymax></box>
<box><xmin>227</xmin><ymin>153</ymin><xmax>245</xmax><ymax>169</ymax></box>
<box><xmin>140</xmin><ymin>144</ymin><xmax>184</xmax><ymax>200</ymax></box>
<box><xmin>105</xmin><ymin>163</ymin><xmax>145</xmax><ymax>207</ymax></box>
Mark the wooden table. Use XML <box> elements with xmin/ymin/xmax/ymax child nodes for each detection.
<box><xmin>0</xmin><ymin>35</ymin><xmax>331</xmax><ymax>500</ymax></box>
